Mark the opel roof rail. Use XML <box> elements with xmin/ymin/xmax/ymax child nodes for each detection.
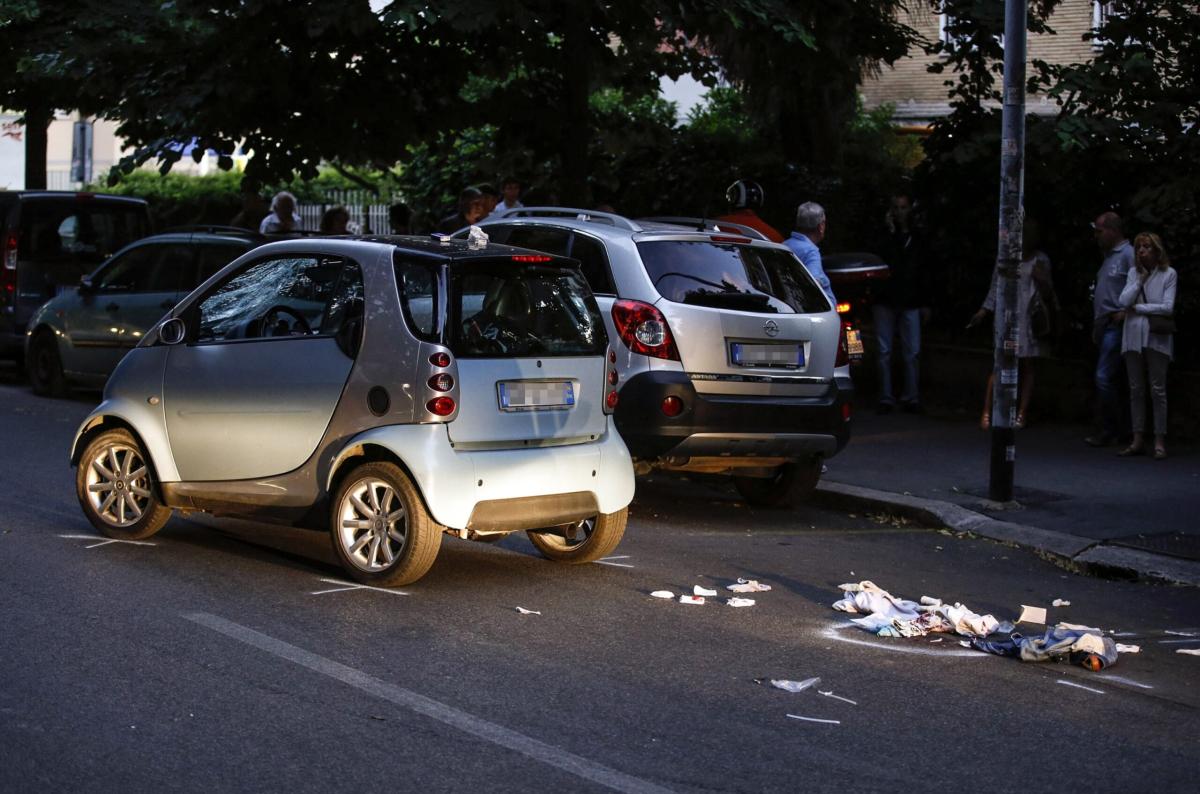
<box><xmin>636</xmin><ymin>216</ymin><xmax>769</xmax><ymax>242</ymax></box>
<box><xmin>494</xmin><ymin>206</ymin><xmax>642</xmax><ymax>232</ymax></box>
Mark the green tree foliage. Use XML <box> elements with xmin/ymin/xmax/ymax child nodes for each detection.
<box><xmin>916</xmin><ymin>0</ymin><xmax>1200</xmax><ymax>368</ymax></box>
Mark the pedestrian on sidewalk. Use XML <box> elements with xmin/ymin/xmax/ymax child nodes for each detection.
<box><xmin>783</xmin><ymin>202</ymin><xmax>836</xmax><ymax>305</ymax></box>
<box><xmin>436</xmin><ymin>187</ymin><xmax>486</xmax><ymax>234</ymax></box>
<box><xmin>873</xmin><ymin>190</ymin><xmax>930</xmax><ymax>414</ymax></box>
<box><xmin>1085</xmin><ymin>211</ymin><xmax>1134</xmax><ymax>447</ymax></box>
<box><xmin>1117</xmin><ymin>232</ymin><xmax>1177</xmax><ymax>459</ymax></box>
<box><xmin>968</xmin><ymin>219</ymin><xmax>1058</xmax><ymax>429</ymax></box>
<box><xmin>717</xmin><ymin>179</ymin><xmax>784</xmax><ymax>243</ymax></box>
<box><xmin>259</xmin><ymin>190</ymin><xmax>302</xmax><ymax>235</ymax></box>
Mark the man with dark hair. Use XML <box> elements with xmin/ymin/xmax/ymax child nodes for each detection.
<box><xmin>477</xmin><ymin>183</ymin><xmax>500</xmax><ymax>219</ymax></box>
<box><xmin>497</xmin><ymin>176</ymin><xmax>523</xmax><ymax>212</ymax></box>
<box><xmin>873</xmin><ymin>191</ymin><xmax>930</xmax><ymax>414</ymax></box>
<box><xmin>1085</xmin><ymin>210</ymin><xmax>1134</xmax><ymax>446</ymax></box>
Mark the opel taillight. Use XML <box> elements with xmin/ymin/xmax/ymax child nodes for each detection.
<box><xmin>0</xmin><ymin>232</ymin><xmax>16</xmax><ymax>300</ymax></box>
<box><xmin>611</xmin><ymin>300</ymin><xmax>680</xmax><ymax>360</ymax></box>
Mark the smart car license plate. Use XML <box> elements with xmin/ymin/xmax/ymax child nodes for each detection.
<box><xmin>497</xmin><ymin>380</ymin><xmax>576</xmax><ymax>411</ymax></box>
<box><xmin>729</xmin><ymin>343</ymin><xmax>803</xmax><ymax>368</ymax></box>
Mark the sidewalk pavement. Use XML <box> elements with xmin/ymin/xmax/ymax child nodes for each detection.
<box><xmin>817</xmin><ymin>408</ymin><xmax>1200</xmax><ymax>586</ymax></box>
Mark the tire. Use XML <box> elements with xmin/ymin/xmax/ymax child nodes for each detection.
<box><xmin>27</xmin><ymin>330</ymin><xmax>67</xmax><ymax>398</ymax></box>
<box><xmin>527</xmin><ymin>508</ymin><xmax>627</xmax><ymax>564</ymax></box>
<box><xmin>733</xmin><ymin>460</ymin><xmax>822</xmax><ymax>508</ymax></box>
<box><xmin>330</xmin><ymin>462</ymin><xmax>442</xmax><ymax>587</ymax></box>
<box><xmin>75</xmin><ymin>428</ymin><xmax>172</xmax><ymax>540</ymax></box>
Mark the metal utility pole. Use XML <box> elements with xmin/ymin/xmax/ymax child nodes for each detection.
<box><xmin>989</xmin><ymin>0</ymin><xmax>1028</xmax><ymax>502</ymax></box>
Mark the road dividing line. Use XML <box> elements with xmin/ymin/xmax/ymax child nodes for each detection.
<box><xmin>309</xmin><ymin>578</ymin><xmax>408</xmax><ymax>597</ymax></box>
<box><xmin>1157</xmin><ymin>639</ymin><xmax>1200</xmax><ymax>645</ymax></box>
<box><xmin>58</xmin><ymin>534</ymin><xmax>156</xmax><ymax>548</ymax></box>
<box><xmin>182</xmin><ymin>612</ymin><xmax>674</xmax><ymax>794</ymax></box>
<box><xmin>1098</xmin><ymin>675</ymin><xmax>1153</xmax><ymax>690</ymax></box>
<box><xmin>1056</xmin><ymin>680</ymin><xmax>1105</xmax><ymax>695</ymax></box>
<box><xmin>594</xmin><ymin>557</ymin><xmax>634</xmax><ymax>569</ymax></box>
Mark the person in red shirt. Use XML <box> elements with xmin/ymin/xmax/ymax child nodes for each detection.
<box><xmin>716</xmin><ymin>179</ymin><xmax>784</xmax><ymax>243</ymax></box>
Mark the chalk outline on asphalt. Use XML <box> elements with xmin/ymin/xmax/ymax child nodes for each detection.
<box><xmin>1098</xmin><ymin>675</ymin><xmax>1153</xmax><ymax>690</ymax></box>
<box><xmin>1056</xmin><ymin>680</ymin><xmax>1105</xmax><ymax>695</ymax></box>
<box><xmin>594</xmin><ymin>555</ymin><xmax>634</xmax><ymax>569</ymax></box>
<box><xmin>786</xmin><ymin>714</ymin><xmax>841</xmax><ymax>725</ymax></box>
<box><xmin>310</xmin><ymin>577</ymin><xmax>408</xmax><ymax>596</ymax></box>
<box><xmin>822</xmin><ymin>621</ymin><xmax>989</xmax><ymax>658</ymax></box>
<box><xmin>58</xmin><ymin>533</ymin><xmax>156</xmax><ymax>549</ymax></box>
<box><xmin>182</xmin><ymin>612</ymin><xmax>673</xmax><ymax>794</ymax></box>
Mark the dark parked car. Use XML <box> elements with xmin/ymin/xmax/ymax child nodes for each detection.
<box><xmin>1</xmin><ymin>191</ymin><xmax>152</xmax><ymax>361</ymax></box>
<box><xmin>24</xmin><ymin>228</ymin><xmax>265</xmax><ymax>395</ymax></box>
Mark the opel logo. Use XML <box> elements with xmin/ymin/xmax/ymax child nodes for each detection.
<box><xmin>763</xmin><ymin>320</ymin><xmax>780</xmax><ymax>337</ymax></box>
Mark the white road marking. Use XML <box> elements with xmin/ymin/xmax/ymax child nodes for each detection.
<box><xmin>182</xmin><ymin>613</ymin><xmax>673</xmax><ymax>794</ymax></box>
<box><xmin>821</xmin><ymin>622</ymin><xmax>988</xmax><ymax>658</ymax></box>
<box><xmin>59</xmin><ymin>533</ymin><xmax>156</xmax><ymax>548</ymax></box>
<box><xmin>309</xmin><ymin>578</ymin><xmax>408</xmax><ymax>596</ymax></box>
<box><xmin>1164</xmin><ymin>630</ymin><xmax>1199</xmax><ymax>637</ymax></box>
<box><xmin>786</xmin><ymin>714</ymin><xmax>841</xmax><ymax>725</ymax></box>
<box><xmin>1056</xmin><ymin>680</ymin><xmax>1105</xmax><ymax>695</ymax></box>
<box><xmin>595</xmin><ymin>556</ymin><xmax>634</xmax><ymax>569</ymax></box>
<box><xmin>1098</xmin><ymin>675</ymin><xmax>1153</xmax><ymax>690</ymax></box>
<box><xmin>1157</xmin><ymin>639</ymin><xmax>1200</xmax><ymax>644</ymax></box>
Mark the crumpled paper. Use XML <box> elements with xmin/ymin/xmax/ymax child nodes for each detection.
<box><xmin>466</xmin><ymin>225</ymin><xmax>489</xmax><ymax>249</ymax></box>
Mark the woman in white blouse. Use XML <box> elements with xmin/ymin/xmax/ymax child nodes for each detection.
<box><xmin>1118</xmin><ymin>232</ymin><xmax>1177</xmax><ymax>459</ymax></box>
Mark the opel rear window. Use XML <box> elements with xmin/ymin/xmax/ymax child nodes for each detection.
<box><xmin>448</xmin><ymin>260</ymin><xmax>607</xmax><ymax>358</ymax></box>
<box><xmin>636</xmin><ymin>240</ymin><xmax>831</xmax><ymax>314</ymax></box>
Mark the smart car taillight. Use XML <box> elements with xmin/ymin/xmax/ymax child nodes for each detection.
<box><xmin>605</xmin><ymin>391</ymin><xmax>619</xmax><ymax>410</ymax></box>
<box><xmin>611</xmin><ymin>300</ymin><xmax>679</xmax><ymax>360</ymax></box>
<box><xmin>427</xmin><ymin>396</ymin><xmax>456</xmax><ymax>416</ymax></box>
<box><xmin>428</xmin><ymin>373</ymin><xmax>453</xmax><ymax>392</ymax></box>
<box><xmin>429</xmin><ymin>352</ymin><xmax>451</xmax><ymax>368</ymax></box>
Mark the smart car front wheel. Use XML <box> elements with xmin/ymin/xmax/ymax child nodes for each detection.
<box><xmin>331</xmin><ymin>463</ymin><xmax>441</xmax><ymax>587</ymax></box>
<box><xmin>76</xmin><ymin>428</ymin><xmax>172</xmax><ymax>540</ymax></box>
<box><xmin>527</xmin><ymin>508</ymin><xmax>627</xmax><ymax>563</ymax></box>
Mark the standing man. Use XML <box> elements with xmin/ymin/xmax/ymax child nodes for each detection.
<box><xmin>497</xmin><ymin>176</ymin><xmax>524</xmax><ymax>213</ymax></box>
<box><xmin>783</xmin><ymin>201</ymin><xmax>836</xmax><ymax>305</ymax></box>
<box><xmin>1085</xmin><ymin>211</ymin><xmax>1134</xmax><ymax>446</ymax></box>
<box><xmin>873</xmin><ymin>190</ymin><xmax>929</xmax><ymax>414</ymax></box>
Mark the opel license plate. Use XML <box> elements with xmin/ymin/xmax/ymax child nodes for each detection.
<box><xmin>730</xmin><ymin>342</ymin><xmax>803</xmax><ymax>368</ymax></box>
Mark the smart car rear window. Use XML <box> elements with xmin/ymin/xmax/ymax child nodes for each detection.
<box><xmin>448</xmin><ymin>260</ymin><xmax>606</xmax><ymax>358</ymax></box>
<box><xmin>636</xmin><ymin>241</ymin><xmax>831</xmax><ymax>314</ymax></box>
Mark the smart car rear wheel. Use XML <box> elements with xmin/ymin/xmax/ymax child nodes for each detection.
<box><xmin>76</xmin><ymin>429</ymin><xmax>172</xmax><ymax>540</ymax></box>
<box><xmin>526</xmin><ymin>508</ymin><xmax>627</xmax><ymax>563</ymax></box>
<box><xmin>331</xmin><ymin>463</ymin><xmax>441</xmax><ymax>587</ymax></box>
<box><xmin>733</xmin><ymin>460</ymin><xmax>821</xmax><ymax>508</ymax></box>
<box><xmin>28</xmin><ymin>330</ymin><xmax>67</xmax><ymax>398</ymax></box>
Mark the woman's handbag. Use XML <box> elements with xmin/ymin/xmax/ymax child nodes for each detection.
<box><xmin>1139</xmin><ymin>283</ymin><xmax>1176</xmax><ymax>334</ymax></box>
<box><xmin>1028</xmin><ymin>288</ymin><xmax>1054</xmax><ymax>340</ymax></box>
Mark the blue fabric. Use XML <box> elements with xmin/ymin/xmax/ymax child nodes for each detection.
<box><xmin>1095</xmin><ymin>325</ymin><xmax>1125</xmax><ymax>437</ymax></box>
<box><xmin>972</xmin><ymin>627</ymin><xmax>1118</xmax><ymax>670</ymax></box>
<box><xmin>783</xmin><ymin>232</ymin><xmax>836</xmax><ymax>305</ymax></box>
<box><xmin>873</xmin><ymin>304</ymin><xmax>921</xmax><ymax>405</ymax></box>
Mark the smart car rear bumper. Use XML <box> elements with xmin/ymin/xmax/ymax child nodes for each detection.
<box><xmin>333</xmin><ymin>419</ymin><xmax>635</xmax><ymax>531</ymax></box>
<box><xmin>613</xmin><ymin>371</ymin><xmax>852</xmax><ymax>462</ymax></box>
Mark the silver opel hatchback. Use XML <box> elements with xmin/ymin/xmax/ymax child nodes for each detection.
<box><xmin>70</xmin><ymin>235</ymin><xmax>634</xmax><ymax>586</ymax></box>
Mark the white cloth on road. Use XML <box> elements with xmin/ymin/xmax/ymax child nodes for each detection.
<box><xmin>833</xmin><ymin>581</ymin><xmax>1001</xmax><ymax>638</ymax></box>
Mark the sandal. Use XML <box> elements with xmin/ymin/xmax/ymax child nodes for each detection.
<box><xmin>1014</xmin><ymin>411</ymin><xmax>1026</xmax><ymax>430</ymax></box>
<box><xmin>1154</xmin><ymin>446</ymin><xmax>1167</xmax><ymax>460</ymax></box>
<box><xmin>980</xmin><ymin>411</ymin><xmax>990</xmax><ymax>430</ymax></box>
<box><xmin>1117</xmin><ymin>445</ymin><xmax>1144</xmax><ymax>457</ymax></box>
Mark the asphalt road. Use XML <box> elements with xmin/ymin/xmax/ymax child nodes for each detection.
<box><xmin>2</xmin><ymin>367</ymin><xmax>1199</xmax><ymax>793</ymax></box>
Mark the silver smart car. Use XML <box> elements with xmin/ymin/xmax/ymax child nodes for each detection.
<box><xmin>70</xmin><ymin>235</ymin><xmax>634</xmax><ymax>586</ymax></box>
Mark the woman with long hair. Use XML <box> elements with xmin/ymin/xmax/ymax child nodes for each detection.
<box><xmin>1117</xmin><ymin>232</ymin><xmax>1178</xmax><ymax>459</ymax></box>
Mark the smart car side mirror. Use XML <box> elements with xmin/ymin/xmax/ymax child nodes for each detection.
<box><xmin>159</xmin><ymin>317</ymin><xmax>187</xmax><ymax>346</ymax></box>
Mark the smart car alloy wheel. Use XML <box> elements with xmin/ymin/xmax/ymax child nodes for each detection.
<box><xmin>331</xmin><ymin>463</ymin><xmax>441</xmax><ymax>586</ymax></box>
<box><xmin>75</xmin><ymin>428</ymin><xmax>172</xmax><ymax>540</ymax></box>
<box><xmin>527</xmin><ymin>508</ymin><xmax>628</xmax><ymax>563</ymax></box>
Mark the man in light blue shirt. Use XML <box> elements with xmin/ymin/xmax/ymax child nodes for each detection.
<box><xmin>783</xmin><ymin>202</ymin><xmax>836</xmax><ymax>306</ymax></box>
<box><xmin>1085</xmin><ymin>211</ymin><xmax>1134</xmax><ymax>447</ymax></box>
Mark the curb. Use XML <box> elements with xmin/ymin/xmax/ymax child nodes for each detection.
<box><xmin>813</xmin><ymin>480</ymin><xmax>1200</xmax><ymax>587</ymax></box>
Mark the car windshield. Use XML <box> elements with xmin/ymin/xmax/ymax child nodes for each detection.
<box><xmin>447</xmin><ymin>259</ymin><xmax>607</xmax><ymax>358</ymax></box>
<box><xmin>636</xmin><ymin>240</ymin><xmax>831</xmax><ymax>314</ymax></box>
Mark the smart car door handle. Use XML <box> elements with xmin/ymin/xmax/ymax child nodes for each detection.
<box><xmin>105</xmin><ymin>303</ymin><xmax>120</xmax><ymax>312</ymax></box>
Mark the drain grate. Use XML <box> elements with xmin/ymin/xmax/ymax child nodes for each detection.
<box><xmin>1109</xmin><ymin>532</ymin><xmax>1200</xmax><ymax>562</ymax></box>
